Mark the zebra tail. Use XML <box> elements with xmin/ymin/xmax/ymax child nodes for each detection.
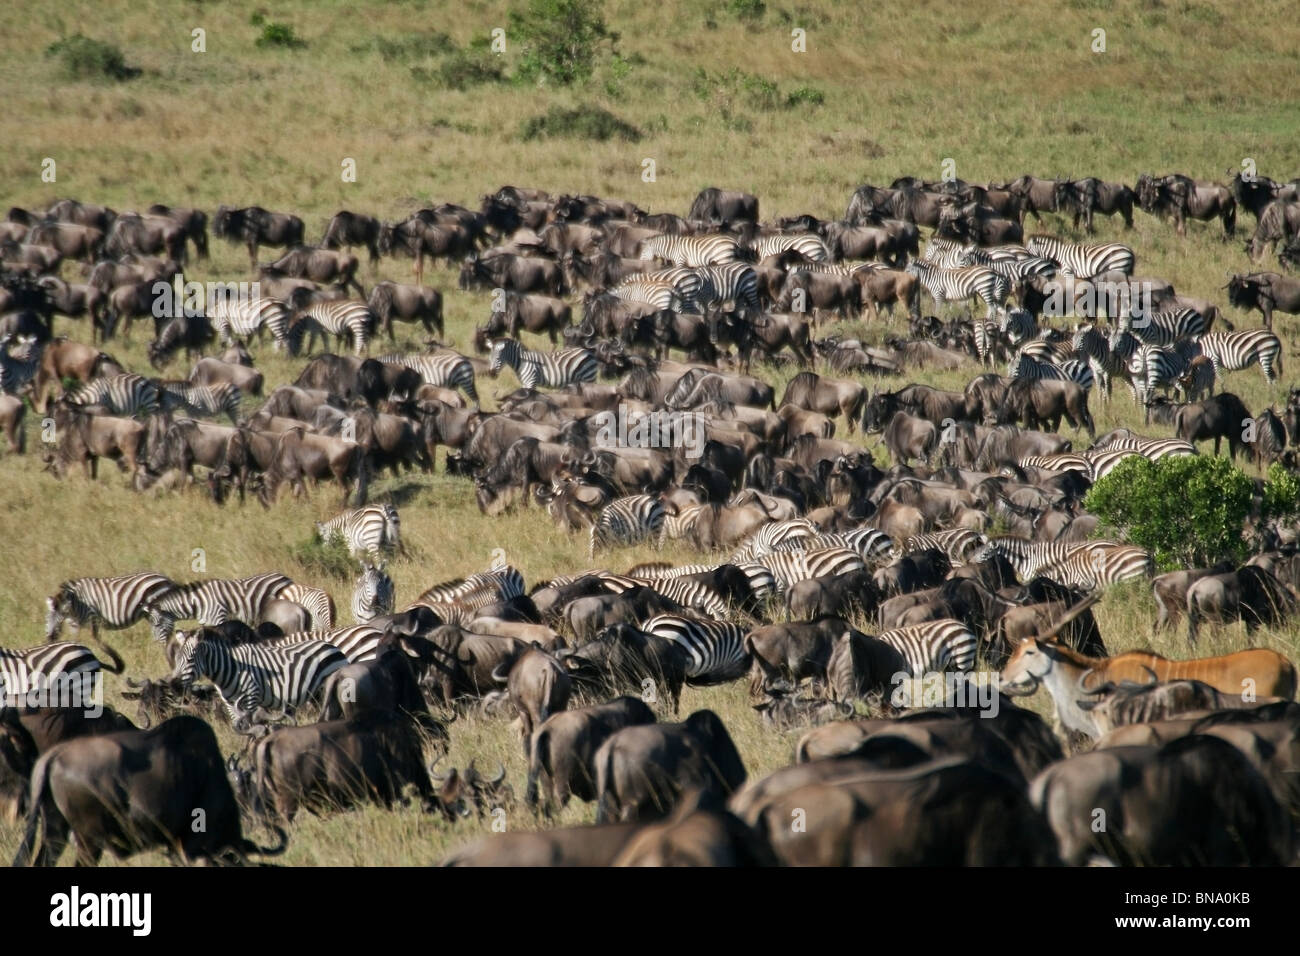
<box><xmin>12</xmin><ymin>755</ymin><xmax>53</xmax><ymax>867</ymax></box>
<box><xmin>93</xmin><ymin>640</ymin><xmax>126</xmax><ymax>675</ymax></box>
<box><xmin>240</xmin><ymin>823</ymin><xmax>289</xmax><ymax>859</ymax></box>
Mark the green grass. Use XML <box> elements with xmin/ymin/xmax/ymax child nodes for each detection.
<box><xmin>1</xmin><ymin>0</ymin><xmax>1298</xmax><ymax>865</ymax></box>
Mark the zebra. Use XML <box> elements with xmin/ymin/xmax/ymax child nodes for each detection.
<box><xmin>278</xmin><ymin>583</ymin><xmax>336</xmax><ymax>629</ymax></box>
<box><xmin>299</xmin><ymin>299</ymin><xmax>375</xmax><ymax>355</ymax></box>
<box><xmin>958</xmin><ymin>246</ymin><xmax>1056</xmax><ymax>282</ymax></box>
<box><xmin>589</xmin><ymin>494</ymin><xmax>666</xmax><ymax>557</ymax></box>
<box><xmin>973</xmin><ymin>538</ymin><xmax>1102</xmax><ymax>579</ymax></box>
<box><xmin>904</xmin><ymin>261</ymin><xmax>1009</xmax><ymax>318</ymax></box>
<box><xmin>1025</xmin><ymin>235</ymin><xmax>1135</xmax><ymax>279</ymax></box>
<box><xmin>1128</xmin><ymin>343</ymin><xmax>1194</xmax><ymax>406</ymax></box>
<box><xmin>624</xmin><ymin>561</ymin><xmax>776</xmax><ymax>607</ymax></box>
<box><xmin>921</xmin><ymin>237</ymin><xmax>969</xmax><ymax>269</ymax></box>
<box><xmin>144</xmin><ymin>571</ymin><xmax>294</xmax><ymax>640</ymax></box>
<box><xmin>66</xmin><ymin>373</ymin><xmax>159</xmax><ymax>416</ymax></box>
<box><xmin>1036</xmin><ymin>543</ymin><xmax>1154</xmax><ymax>589</ymax></box>
<box><xmin>638</xmin><ymin>233</ymin><xmax>740</xmax><ymax>267</ymax></box>
<box><xmin>170</xmin><ymin>631</ymin><xmax>348</xmax><ymax>733</ymax></box>
<box><xmin>1008</xmin><ymin>352</ymin><xmax>1095</xmax><ymax>390</ymax></box>
<box><xmin>756</xmin><ymin>547</ymin><xmax>866</xmax><ymax>591</ymax></box>
<box><xmin>999</xmin><ymin>307</ymin><xmax>1037</xmax><ymax>344</ymax></box>
<box><xmin>45</xmin><ymin>571</ymin><xmax>176</xmax><ymax>641</ymax></box>
<box><xmin>1017</xmin><ymin>453</ymin><xmax>1093</xmax><ymax>476</ymax></box>
<box><xmin>1084</xmin><ymin>447</ymin><xmax>1145</xmax><ymax>481</ymax></box>
<box><xmin>1072</xmin><ymin>323</ymin><xmax>1138</xmax><ymax>401</ymax></box>
<box><xmin>641</xmin><ymin>615</ymin><xmax>750</xmax><ymax>685</ymax></box>
<box><xmin>597</xmin><ymin>570</ymin><xmax>731</xmax><ymax>620</ymax></box>
<box><xmin>772</xmin><ymin>528</ymin><xmax>895</xmax><ymax>562</ymax></box>
<box><xmin>1175</xmin><ymin>355</ymin><xmax>1216</xmax><ymax>401</ymax></box>
<box><xmin>876</xmin><ymin>619</ymin><xmax>977</xmax><ymax>676</ymax></box>
<box><xmin>417</xmin><ymin>565</ymin><xmax>526</xmax><ymax>611</ymax></box>
<box><xmin>316</xmin><ymin>504</ymin><xmax>402</xmax><ymax>561</ymax></box>
<box><xmin>157</xmin><ymin>380</ymin><xmax>242</xmax><ymax>423</ymax></box>
<box><xmin>972</xmin><ymin>320</ymin><xmax>1007</xmax><ymax>366</ymax></box>
<box><xmin>489</xmin><ymin>339</ymin><xmax>598</xmax><ymax>389</ymax></box>
<box><xmin>750</xmin><ymin>233</ymin><xmax>829</xmax><ymax>261</ymax></box>
<box><xmin>1196</xmin><ymin>329</ymin><xmax>1283</xmax><ymax>383</ymax></box>
<box><xmin>0</xmin><ymin>336</ymin><xmax>40</xmax><ymax>394</ymax></box>
<box><xmin>903</xmin><ymin>530</ymin><xmax>986</xmax><ymax>563</ymax></box>
<box><xmin>1119</xmin><ymin>307</ymin><xmax>1206</xmax><ymax>346</ymax></box>
<box><xmin>209</xmin><ymin>296</ymin><xmax>291</xmax><ymax>349</ymax></box>
<box><xmin>0</xmin><ymin>640</ymin><xmax>124</xmax><ymax>706</ymax></box>
<box><xmin>378</xmin><ymin>351</ymin><xmax>478</xmax><ymax>403</ymax></box>
<box><xmin>352</xmin><ymin>564</ymin><xmax>395</xmax><ymax>624</ymax></box>
<box><xmin>609</xmin><ymin>277</ymin><xmax>687</xmax><ymax>313</ymax></box>
<box><xmin>692</xmin><ymin>262</ymin><xmax>760</xmax><ymax>314</ymax></box>
<box><xmin>729</xmin><ymin>519</ymin><xmax>819</xmax><ymax>563</ymax></box>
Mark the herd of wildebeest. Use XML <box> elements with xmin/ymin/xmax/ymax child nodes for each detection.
<box><xmin>2</xmin><ymin>170</ymin><xmax>1300</xmax><ymax>866</ymax></box>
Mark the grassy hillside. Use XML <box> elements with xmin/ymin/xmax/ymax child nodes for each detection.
<box><xmin>1</xmin><ymin>0</ymin><xmax>1298</xmax><ymax>864</ymax></box>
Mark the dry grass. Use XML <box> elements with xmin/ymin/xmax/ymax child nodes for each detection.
<box><xmin>1</xmin><ymin>0</ymin><xmax>1298</xmax><ymax>864</ymax></box>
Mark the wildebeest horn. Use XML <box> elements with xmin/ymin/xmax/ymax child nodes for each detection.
<box><xmin>428</xmin><ymin>756</ymin><xmax>449</xmax><ymax>784</ymax></box>
<box><xmin>1139</xmin><ymin>664</ymin><xmax>1159</xmax><ymax>686</ymax></box>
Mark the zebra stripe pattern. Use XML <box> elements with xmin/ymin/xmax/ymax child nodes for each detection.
<box><xmin>1196</xmin><ymin>330</ymin><xmax>1283</xmax><ymax>383</ymax></box>
<box><xmin>692</xmin><ymin>263</ymin><xmax>760</xmax><ymax>313</ymax></box>
<box><xmin>1128</xmin><ymin>343</ymin><xmax>1194</xmax><ymax>405</ymax></box>
<box><xmin>67</xmin><ymin>373</ymin><xmax>159</xmax><ymax>416</ymax></box>
<box><xmin>589</xmin><ymin>494</ymin><xmax>666</xmax><ymax>558</ymax></box>
<box><xmin>1072</xmin><ymin>324</ymin><xmax>1138</xmax><ymax>401</ymax></box>
<box><xmin>639</xmin><ymin>233</ymin><xmax>740</xmax><ymax>267</ymax></box>
<box><xmin>489</xmin><ymin>339</ymin><xmax>598</xmax><ymax>389</ymax></box>
<box><xmin>752</xmin><ymin>233</ymin><xmax>830</xmax><ymax>261</ymax></box>
<box><xmin>0</xmin><ymin>642</ymin><xmax>112</xmax><ymax>700</ymax></box>
<box><xmin>276</xmin><ymin>624</ymin><xmax>389</xmax><ymax>662</ymax></box>
<box><xmin>641</xmin><ymin>614</ymin><xmax>750</xmax><ymax>685</ymax></box>
<box><xmin>277</xmin><ymin>583</ymin><xmax>336</xmax><ymax>629</ymax></box>
<box><xmin>1025</xmin><ymin>235</ymin><xmax>1135</xmax><ymax>279</ymax></box>
<box><xmin>1119</xmin><ymin>308</ymin><xmax>1206</xmax><ymax>346</ymax></box>
<box><xmin>45</xmin><ymin>571</ymin><xmax>176</xmax><ymax>640</ymax></box>
<box><xmin>729</xmin><ymin>519</ymin><xmax>819</xmax><ymax>563</ymax></box>
<box><xmin>999</xmin><ymin>308</ymin><xmax>1037</xmax><ymax>344</ymax></box>
<box><xmin>1035</xmin><ymin>543</ymin><xmax>1154</xmax><ymax>589</ymax></box>
<box><xmin>609</xmin><ymin>277</ymin><xmax>686</xmax><ymax>313</ymax></box>
<box><xmin>771</xmin><ymin>528</ymin><xmax>895</xmax><ymax>562</ymax></box>
<box><xmin>417</xmin><ymin>566</ymin><xmax>526</xmax><ymax>611</ymax></box>
<box><xmin>903</xmin><ymin>529</ymin><xmax>986</xmax><ymax>563</ymax></box>
<box><xmin>157</xmin><ymin>381</ymin><xmax>241</xmax><ymax>423</ymax></box>
<box><xmin>756</xmin><ymin>547</ymin><xmax>866</xmax><ymax>591</ymax></box>
<box><xmin>300</xmin><ymin>300</ymin><xmax>374</xmax><ymax>355</ymax></box>
<box><xmin>1008</xmin><ymin>352</ymin><xmax>1095</xmax><ymax>390</ymax></box>
<box><xmin>146</xmin><ymin>571</ymin><xmax>294</xmax><ymax>640</ymax></box>
<box><xmin>316</xmin><ymin>504</ymin><xmax>402</xmax><ymax>561</ymax></box>
<box><xmin>209</xmin><ymin>297</ymin><xmax>290</xmax><ymax>349</ymax></box>
<box><xmin>876</xmin><ymin>619</ymin><xmax>977</xmax><ymax>676</ymax></box>
<box><xmin>171</xmin><ymin>631</ymin><xmax>348</xmax><ymax>732</ymax></box>
<box><xmin>596</xmin><ymin>570</ymin><xmax>731</xmax><ymax>620</ymax></box>
<box><xmin>958</xmin><ymin>246</ymin><xmax>1056</xmax><ymax>281</ymax></box>
<box><xmin>905</xmin><ymin>261</ymin><xmax>1009</xmax><ymax>318</ymax></box>
<box><xmin>378</xmin><ymin>351</ymin><xmax>478</xmax><ymax>403</ymax></box>
<box><xmin>0</xmin><ymin>338</ymin><xmax>40</xmax><ymax>394</ymax></box>
<box><xmin>352</xmin><ymin>565</ymin><xmax>395</xmax><ymax>624</ymax></box>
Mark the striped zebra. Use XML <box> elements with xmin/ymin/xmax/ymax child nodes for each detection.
<box><xmin>299</xmin><ymin>299</ymin><xmax>375</xmax><ymax>355</ymax></box>
<box><xmin>417</xmin><ymin>566</ymin><xmax>526</xmax><ymax>611</ymax></box>
<box><xmin>904</xmin><ymin>530</ymin><xmax>986</xmax><ymax>563</ymax></box>
<box><xmin>1091</xmin><ymin>434</ymin><xmax>1197</xmax><ymax>459</ymax></box>
<box><xmin>876</xmin><ymin>619</ymin><xmax>977</xmax><ymax>676</ymax></box>
<box><xmin>625</xmin><ymin>561</ymin><xmax>776</xmax><ymax>606</ymax></box>
<box><xmin>1008</xmin><ymin>352</ymin><xmax>1095</xmax><ymax>390</ymax></box>
<box><xmin>904</xmin><ymin>261</ymin><xmax>1009</xmax><ymax>318</ymax></box>
<box><xmin>170</xmin><ymin>631</ymin><xmax>348</xmax><ymax>733</ymax></box>
<box><xmin>1025</xmin><ymin>235</ymin><xmax>1135</xmax><ymax>279</ymax></box>
<box><xmin>316</xmin><ymin>504</ymin><xmax>402</xmax><ymax>561</ymax></box>
<box><xmin>638</xmin><ymin>233</ymin><xmax>740</xmax><ymax>267</ymax></box>
<box><xmin>999</xmin><ymin>308</ymin><xmax>1038</xmax><ymax>344</ymax></box>
<box><xmin>1175</xmin><ymin>355</ymin><xmax>1216</xmax><ymax>401</ymax></box>
<box><xmin>589</xmin><ymin>494</ymin><xmax>666</xmax><ymax>558</ymax></box>
<box><xmin>974</xmin><ymin>538</ymin><xmax>1101</xmax><ymax>579</ymax></box>
<box><xmin>1037</xmin><ymin>543</ymin><xmax>1154</xmax><ymax>589</ymax></box>
<box><xmin>145</xmin><ymin>571</ymin><xmax>294</xmax><ymax>640</ymax></box>
<box><xmin>693</xmin><ymin>262</ymin><xmax>760</xmax><ymax>313</ymax></box>
<box><xmin>609</xmin><ymin>277</ymin><xmax>687</xmax><ymax>313</ymax></box>
<box><xmin>756</xmin><ymin>547</ymin><xmax>866</xmax><ymax>591</ymax></box>
<box><xmin>276</xmin><ymin>623</ymin><xmax>390</xmax><ymax>661</ymax></box>
<box><xmin>1072</xmin><ymin>324</ymin><xmax>1138</xmax><ymax>401</ymax></box>
<box><xmin>489</xmin><ymin>339</ymin><xmax>598</xmax><ymax>389</ymax></box>
<box><xmin>1017</xmin><ymin>453</ymin><xmax>1093</xmax><ymax>476</ymax></box>
<box><xmin>751</xmin><ymin>233</ymin><xmax>830</xmax><ymax>261</ymax></box>
<box><xmin>67</xmin><ymin>373</ymin><xmax>159</xmax><ymax>416</ymax></box>
<box><xmin>352</xmin><ymin>564</ymin><xmax>394</xmax><ymax>624</ymax></box>
<box><xmin>1196</xmin><ymin>330</ymin><xmax>1283</xmax><ymax>383</ymax></box>
<box><xmin>278</xmin><ymin>583</ymin><xmax>336</xmax><ymax>629</ymax></box>
<box><xmin>921</xmin><ymin>237</ymin><xmax>969</xmax><ymax>269</ymax></box>
<box><xmin>0</xmin><ymin>336</ymin><xmax>40</xmax><ymax>394</ymax></box>
<box><xmin>729</xmin><ymin>519</ymin><xmax>819</xmax><ymax>563</ymax></box>
<box><xmin>157</xmin><ymin>380</ymin><xmax>242</xmax><ymax>423</ymax></box>
<box><xmin>1128</xmin><ymin>343</ymin><xmax>1194</xmax><ymax>406</ymax></box>
<box><xmin>378</xmin><ymin>351</ymin><xmax>478</xmax><ymax>403</ymax></box>
<box><xmin>45</xmin><ymin>571</ymin><xmax>176</xmax><ymax>641</ymax></box>
<box><xmin>209</xmin><ymin>296</ymin><xmax>291</xmax><ymax>350</ymax></box>
<box><xmin>0</xmin><ymin>640</ymin><xmax>124</xmax><ymax>705</ymax></box>
<box><xmin>1084</xmin><ymin>447</ymin><xmax>1145</xmax><ymax>481</ymax></box>
<box><xmin>972</xmin><ymin>320</ymin><xmax>1006</xmax><ymax>366</ymax></box>
<box><xmin>597</xmin><ymin>570</ymin><xmax>731</xmax><ymax>620</ymax></box>
<box><xmin>772</xmin><ymin>528</ymin><xmax>895</xmax><ymax>562</ymax></box>
<box><xmin>641</xmin><ymin>615</ymin><xmax>750</xmax><ymax>685</ymax></box>
<box><xmin>959</xmin><ymin>246</ymin><xmax>1056</xmax><ymax>282</ymax></box>
<box><xmin>1119</xmin><ymin>307</ymin><xmax>1206</xmax><ymax>346</ymax></box>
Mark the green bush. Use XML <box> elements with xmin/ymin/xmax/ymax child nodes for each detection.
<box><xmin>363</xmin><ymin>31</ymin><xmax>453</xmax><ymax>61</ymax></box>
<box><xmin>290</xmin><ymin>534</ymin><xmax>356</xmax><ymax>581</ymax></box>
<box><xmin>1262</xmin><ymin>461</ymin><xmax>1300</xmax><ymax>524</ymax></box>
<box><xmin>1083</xmin><ymin>454</ymin><xmax>1255</xmax><ymax>570</ymax></box>
<box><xmin>727</xmin><ymin>0</ymin><xmax>767</xmax><ymax>20</ymax></box>
<box><xmin>44</xmin><ymin>35</ymin><xmax>139</xmax><ymax>81</ymax></box>
<box><xmin>519</xmin><ymin>104</ymin><xmax>641</xmax><ymax>142</ymax></box>
<box><xmin>256</xmin><ymin>22</ymin><xmax>307</xmax><ymax>49</ymax></box>
<box><xmin>509</xmin><ymin>0</ymin><xmax>614</xmax><ymax>86</ymax></box>
<box><xmin>438</xmin><ymin>47</ymin><xmax>506</xmax><ymax>90</ymax></box>
<box><xmin>785</xmin><ymin>85</ymin><xmax>825</xmax><ymax>107</ymax></box>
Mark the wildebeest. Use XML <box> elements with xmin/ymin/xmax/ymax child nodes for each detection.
<box><xmin>262</xmin><ymin>245</ymin><xmax>363</xmax><ymax>296</ymax></box>
<box><xmin>214</xmin><ymin>205</ymin><xmax>305</xmax><ymax>268</ymax></box>
<box><xmin>322</xmin><ymin>210</ymin><xmax>382</xmax><ymax>263</ymax></box>
<box><xmin>1184</xmin><ymin>565</ymin><xmax>1297</xmax><ymax>644</ymax></box>
<box><xmin>688</xmin><ymin>188</ymin><xmax>759</xmax><ymax>227</ymax></box>
<box><xmin>1226</xmin><ymin>271</ymin><xmax>1300</xmax><ymax>330</ymax></box>
<box><xmin>593</xmin><ymin>709</ymin><xmax>746</xmax><ymax>822</ymax></box>
<box><xmin>13</xmin><ymin>715</ymin><xmax>286</xmax><ymax>866</ymax></box>
<box><xmin>498</xmin><ymin>645</ymin><xmax>572</xmax><ymax>755</ymax></box>
<box><xmin>1136</xmin><ymin>173</ymin><xmax>1236</xmax><ymax>237</ymax></box>
<box><xmin>525</xmin><ymin>696</ymin><xmax>656</xmax><ymax>814</ymax></box>
<box><xmin>367</xmin><ymin>281</ymin><xmax>444</xmax><ymax>339</ymax></box>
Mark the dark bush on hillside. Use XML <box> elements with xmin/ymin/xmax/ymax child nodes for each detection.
<box><xmin>45</xmin><ymin>35</ymin><xmax>139</xmax><ymax>81</ymax></box>
<box><xmin>255</xmin><ymin>22</ymin><xmax>307</xmax><ymax>49</ymax></box>
<box><xmin>520</xmin><ymin>104</ymin><xmax>641</xmax><ymax>142</ymax></box>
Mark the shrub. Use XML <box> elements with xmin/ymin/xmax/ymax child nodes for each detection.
<box><xmin>256</xmin><ymin>22</ymin><xmax>307</xmax><ymax>49</ymax></box>
<box><xmin>1083</xmin><ymin>454</ymin><xmax>1254</xmax><ymax>570</ymax></box>
<box><xmin>438</xmin><ymin>47</ymin><xmax>505</xmax><ymax>90</ymax></box>
<box><xmin>509</xmin><ymin>0</ymin><xmax>614</xmax><ymax>86</ymax></box>
<box><xmin>728</xmin><ymin>0</ymin><xmax>767</xmax><ymax>20</ymax></box>
<box><xmin>785</xmin><ymin>85</ymin><xmax>825</xmax><ymax>107</ymax></box>
<box><xmin>290</xmin><ymin>534</ymin><xmax>356</xmax><ymax>581</ymax></box>
<box><xmin>519</xmin><ymin>104</ymin><xmax>641</xmax><ymax>142</ymax></box>
<box><xmin>44</xmin><ymin>35</ymin><xmax>139</xmax><ymax>81</ymax></box>
<box><xmin>1262</xmin><ymin>461</ymin><xmax>1300</xmax><ymax>524</ymax></box>
<box><xmin>365</xmin><ymin>32</ymin><xmax>454</xmax><ymax>61</ymax></box>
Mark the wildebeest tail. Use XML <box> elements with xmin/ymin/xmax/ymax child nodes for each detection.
<box><xmin>12</xmin><ymin>753</ymin><xmax>54</xmax><ymax>866</ymax></box>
